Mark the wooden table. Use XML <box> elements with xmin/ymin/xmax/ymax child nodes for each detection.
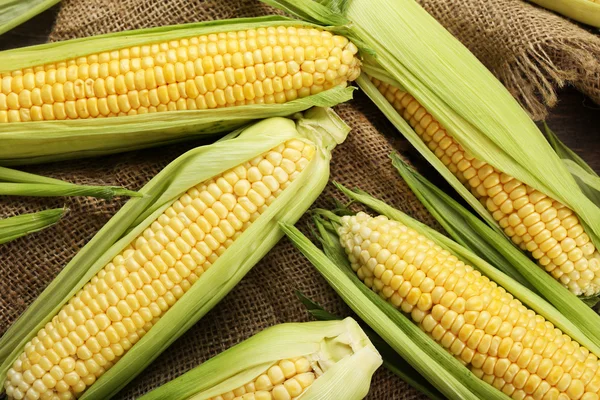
<box><xmin>1</xmin><ymin>4</ymin><xmax>598</xmax><ymax>172</ymax></box>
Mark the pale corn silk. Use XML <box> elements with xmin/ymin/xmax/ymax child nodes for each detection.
<box><xmin>339</xmin><ymin>212</ymin><xmax>600</xmax><ymax>400</ymax></box>
<box><xmin>3</xmin><ymin>139</ymin><xmax>316</xmax><ymax>400</ymax></box>
<box><xmin>0</xmin><ymin>27</ymin><xmax>360</xmax><ymax>123</ymax></box>
<box><xmin>371</xmin><ymin>79</ymin><xmax>600</xmax><ymax>297</ymax></box>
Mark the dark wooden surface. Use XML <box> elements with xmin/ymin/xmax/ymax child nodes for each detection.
<box><xmin>1</xmin><ymin>5</ymin><xmax>598</xmax><ymax>172</ymax></box>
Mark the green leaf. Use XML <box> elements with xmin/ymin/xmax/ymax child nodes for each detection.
<box><xmin>0</xmin><ymin>108</ymin><xmax>350</xmax><ymax>399</ymax></box>
<box><xmin>544</xmin><ymin>123</ymin><xmax>600</xmax><ymax>208</ymax></box>
<box><xmin>141</xmin><ymin>318</ymin><xmax>381</xmax><ymax>400</ymax></box>
<box><xmin>0</xmin><ymin>166</ymin><xmax>140</xmax><ymax>199</ymax></box>
<box><xmin>0</xmin><ymin>208</ymin><xmax>65</xmax><ymax>245</ymax></box>
<box><xmin>390</xmin><ymin>154</ymin><xmax>600</xmax><ymax>357</ymax></box>
<box><xmin>0</xmin><ymin>0</ymin><xmax>60</xmax><ymax>36</ymax></box>
<box><xmin>295</xmin><ymin>291</ymin><xmax>445</xmax><ymax>400</ymax></box>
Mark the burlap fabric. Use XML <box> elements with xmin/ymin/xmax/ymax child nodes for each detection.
<box><xmin>47</xmin><ymin>0</ymin><xmax>600</xmax><ymax>120</ymax></box>
<box><xmin>0</xmin><ymin>86</ymin><xmax>440</xmax><ymax>399</ymax></box>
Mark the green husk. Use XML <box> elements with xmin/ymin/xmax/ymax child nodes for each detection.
<box><xmin>281</xmin><ymin>221</ymin><xmax>507</xmax><ymax>400</ymax></box>
<box><xmin>0</xmin><ymin>107</ymin><xmax>350</xmax><ymax>399</ymax></box>
<box><xmin>0</xmin><ymin>16</ymin><xmax>354</xmax><ymax>165</ymax></box>
<box><xmin>140</xmin><ymin>318</ymin><xmax>382</xmax><ymax>400</ymax></box>
<box><xmin>261</xmin><ymin>0</ymin><xmax>600</xmax><ymax>293</ymax></box>
<box><xmin>0</xmin><ymin>208</ymin><xmax>65</xmax><ymax>245</ymax></box>
<box><xmin>544</xmin><ymin>123</ymin><xmax>600</xmax><ymax>207</ymax></box>
<box><xmin>296</xmin><ymin>292</ymin><xmax>444</xmax><ymax>400</ymax></box>
<box><xmin>528</xmin><ymin>0</ymin><xmax>600</xmax><ymax>28</ymax></box>
<box><xmin>391</xmin><ymin>154</ymin><xmax>600</xmax><ymax>353</ymax></box>
<box><xmin>0</xmin><ymin>0</ymin><xmax>60</xmax><ymax>35</ymax></box>
<box><xmin>0</xmin><ymin>166</ymin><xmax>140</xmax><ymax>199</ymax></box>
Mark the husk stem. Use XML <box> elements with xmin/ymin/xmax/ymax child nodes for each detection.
<box><xmin>260</xmin><ymin>0</ymin><xmax>600</xmax><ymax>296</ymax></box>
<box><xmin>0</xmin><ymin>0</ymin><xmax>60</xmax><ymax>36</ymax></box>
<box><xmin>281</xmin><ymin>221</ymin><xmax>508</xmax><ymax>400</ymax></box>
<box><xmin>140</xmin><ymin>319</ymin><xmax>381</xmax><ymax>400</ymax></box>
<box><xmin>391</xmin><ymin>154</ymin><xmax>600</xmax><ymax>355</ymax></box>
<box><xmin>0</xmin><ymin>16</ymin><xmax>354</xmax><ymax>165</ymax></box>
<box><xmin>296</xmin><ymin>291</ymin><xmax>445</xmax><ymax>400</ymax></box>
<box><xmin>0</xmin><ymin>107</ymin><xmax>350</xmax><ymax>399</ymax></box>
<box><xmin>0</xmin><ymin>207</ymin><xmax>65</xmax><ymax>245</ymax></box>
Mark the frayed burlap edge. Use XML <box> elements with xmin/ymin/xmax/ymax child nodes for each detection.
<box><xmin>496</xmin><ymin>38</ymin><xmax>600</xmax><ymax>120</ymax></box>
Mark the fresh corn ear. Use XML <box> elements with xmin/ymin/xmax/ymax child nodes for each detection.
<box><xmin>0</xmin><ymin>208</ymin><xmax>65</xmax><ymax>245</ymax></box>
<box><xmin>0</xmin><ymin>107</ymin><xmax>349</xmax><ymax>400</ymax></box>
<box><xmin>0</xmin><ymin>17</ymin><xmax>359</xmax><ymax>165</ymax></box>
<box><xmin>282</xmin><ymin>186</ymin><xmax>600</xmax><ymax>400</ymax></box>
<box><xmin>0</xmin><ymin>0</ymin><xmax>60</xmax><ymax>36</ymax></box>
<box><xmin>261</xmin><ymin>0</ymin><xmax>600</xmax><ymax>299</ymax></box>
<box><xmin>391</xmin><ymin>154</ymin><xmax>600</xmax><ymax>351</ymax></box>
<box><xmin>370</xmin><ymin>78</ymin><xmax>600</xmax><ymax>298</ymax></box>
<box><xmin>527</xmin><ymin>0</ymin><xmax>600</xmax><ymax>28</ymax></box>
<box><xmin>140</xmin><ymin>318</ymin><xmax>382</xmax><ymax>400</ymax></box>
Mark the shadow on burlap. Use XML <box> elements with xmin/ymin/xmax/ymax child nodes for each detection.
<box><xmin>0</xmin><ymin>86</ymin><xmax>438</xmax><ymax>399</ymax></box>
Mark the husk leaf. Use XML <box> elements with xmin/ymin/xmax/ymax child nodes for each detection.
<box><xmin>0</xmin><ymin>208</ymin><xmax>65</xmax><ymax>245</ymax></box>
<box><xmin>0</xmin><ymin>0</ymin><xmax>60</xmax><ymax>35</ymax></box>
<box><xmin>141</xmin><ymin>318</ymin><xmax>381</xmax><ymax>400</ymax></box>
<box><xmin>0</xmin><ymin>166</ymin><xmax>140</xmax><ymax>199</ymax></box>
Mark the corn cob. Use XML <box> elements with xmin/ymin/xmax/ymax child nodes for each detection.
<box><xmin>2</xmin><ymin>138</ymin><xmax>314</xmax><ymax>400</ymax></box>
<box><xmin>0</xmin><ymin>26</ymin><xmax>359</xmax><ymax>123</ymax></box>
<box><xmin>209</xmin><ymin>357</ymin><xmax>316</xmax><ymax>400</ymax></box>
<box><xmin>337</xmin><ymin>211</ymin><xmax>600</xmax><ymax>400</ymax></box>
<box><xmin>140</xmin><ymin>319</ymin><xmax>381</xmax><ymax>400</ymax></box>
<box><xmin>370</xmin><ymin>78</ymin><xmax>600</xmax><ymax>297</ymax></box>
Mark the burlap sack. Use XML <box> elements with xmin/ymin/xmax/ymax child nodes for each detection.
<box><xmin>47</xmin><ymin>0</ymin><xmax>600</xmax><ymax>120</ymax></box>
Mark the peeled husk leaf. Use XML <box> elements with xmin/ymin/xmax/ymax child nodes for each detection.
<box><xmin>0</xmin><ymin>16</ymin><xmax>354</xmax><ymax>165</ymax></box>
<box><xmin>0</xmin><ymin>207</ymin><xmax>65</xmax><ymax>245</ymax></box>
<box><xmin>0</xmin><ymin>0</ymin><xmax>60</xmax><ymax>35</ymax></box>
<box><xmin>0</xmin><ymin>107</ymin><xmax>349</xmax><ymax>399</ymax></box>
<box><xmin>140</xmin><ymin>318</ymin><xmax>382</xmax><ymax>400</ymax></box>
<box><xmin>0</xmin><ymin>166</ymin><xmax>140</xmax><ymax>198</ymax></box>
